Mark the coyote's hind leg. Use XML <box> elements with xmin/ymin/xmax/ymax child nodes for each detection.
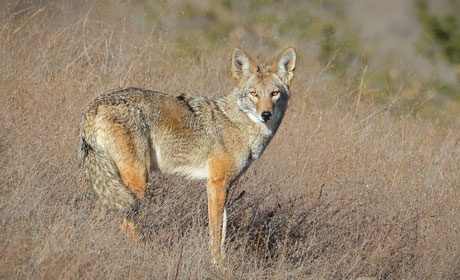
<box><xmin>122</xmin><ymin>199</ymin><xmax>142</xmax><ymax>241</ymax></box>
<box><xmin>116</xmin><ymin>144</ymin><xmax>149</xmax><ymax>241</ymax></box>
<box><xmin>98</xmin><ymin>122</ymin><xmax>150</xmax><ymax>241</ymax></box>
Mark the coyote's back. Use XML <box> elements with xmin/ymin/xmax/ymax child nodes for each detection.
<box><xmin>79</xmin><ymin>46</ymin><xmax>297</xmax><ymax>265</ymax></box>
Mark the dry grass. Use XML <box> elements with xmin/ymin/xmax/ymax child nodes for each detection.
<box><xmin>1</xmin><ymin>2</ymin><xmax>460</xmax><ymax>279</ymax></box>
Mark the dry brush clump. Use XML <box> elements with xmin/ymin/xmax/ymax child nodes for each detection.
<box><xmin>1</xmin><ymin>2</ymin><xmax>460</xmax><ymax>279</ymax></box>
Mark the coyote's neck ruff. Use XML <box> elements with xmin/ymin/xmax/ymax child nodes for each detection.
<box><xmin>79</xmin><ymin>46</ymin><xmax>296</xmax><ymax>265</ymax></box>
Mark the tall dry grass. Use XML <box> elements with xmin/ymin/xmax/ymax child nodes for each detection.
<box><xmin>1</xmin><ymin>2</ymin><xmax>460</xmax><ymax>279</ymax></box>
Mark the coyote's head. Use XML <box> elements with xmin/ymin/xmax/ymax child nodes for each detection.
<box><xmin>232</xmin><ymin>46</ymin><xmax>296</xmax><ymax>124</ymax></box>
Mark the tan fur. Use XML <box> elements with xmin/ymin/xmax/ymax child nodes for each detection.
<box><xmin>256</xmin><ymin>95</ymin><xmax>274</xmax><ymax>115</ymax></box>
<box><xmin>79</xmin><ymin>46</ymin><xmax>296</xmax><ymax>265</ymax></box>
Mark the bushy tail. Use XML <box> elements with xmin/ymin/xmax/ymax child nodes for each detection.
<box><xmin>79</xmin><ymin>137</ymin><xmax>134</xmax><ymax>210</ymax></box>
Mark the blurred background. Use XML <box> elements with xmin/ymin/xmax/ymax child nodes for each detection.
<box><xmin>5</xmin><ymin>0</ymin><xmax>460</xmax><ymax>118</ymax></box>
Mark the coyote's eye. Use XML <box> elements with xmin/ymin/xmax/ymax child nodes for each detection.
<box><xmin>271</xmin><ymin>91</ymin><xmax>280</xmax><ymax>97</ymax></box>
<box><xmin>249</xmin><ymin>90</ymin><xmax>258</xmax><ymax>97</ymax></box>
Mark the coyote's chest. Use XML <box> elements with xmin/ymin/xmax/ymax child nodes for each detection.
<box><xmin>246</xmin><ymin>124</ymin><xmax>274</xmax><ymax>163</ymax></box>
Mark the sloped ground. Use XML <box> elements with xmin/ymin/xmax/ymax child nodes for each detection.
<box><xmin>1</xmin><ymin>2</ymin><xmax>459</xmax><ymax>279</ymax></box>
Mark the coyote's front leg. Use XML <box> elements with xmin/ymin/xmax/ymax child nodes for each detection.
<box><xmin>206</xmin><ymin>155</ymin><xmax>233</xmax><ymax>265</ymax></box>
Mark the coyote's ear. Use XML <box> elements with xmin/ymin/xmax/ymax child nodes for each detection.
<box><xmin>231</xmin><ymin>47</ymin><xmax>257</xmax><ymax>85</ymax></box>
<box><xmin>270</xmin><ymin>47</ymin><xmax>296</xmax><ymax>86</ymax></box>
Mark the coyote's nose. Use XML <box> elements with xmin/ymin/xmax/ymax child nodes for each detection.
<box><xmin>261</xmin><ymin>111</ymin><xmax>272</xmax><ymax>122</ymax></box>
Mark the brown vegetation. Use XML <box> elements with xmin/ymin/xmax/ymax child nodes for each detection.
<box><xmin>1</xmin><ymin>2</ymin><xmax>459</xmax><ymax>279</ymax></box>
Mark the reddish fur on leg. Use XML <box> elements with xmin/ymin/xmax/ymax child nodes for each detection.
<box><xmin>122</xmin><ymin>218</ymin><xmax>139</xmax><ymax>241</ymax></box>
<box><xmin>207</xmin><ymin>154</ymin><xmax>235</xmax><ymax>264</ymax></box>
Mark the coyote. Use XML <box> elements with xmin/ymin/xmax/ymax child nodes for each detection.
<box><xmin>79</xmin><ymin>46</ymin><xmax>296</xmax><ymax>264</ymax></box>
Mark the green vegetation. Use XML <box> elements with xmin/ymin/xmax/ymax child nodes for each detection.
<box><xmin>133</xmin><ymin>0</ymin><xmax>460</xmax><ymax>120</ymax></box>
<box><xmin>416</xmin><ymin>0</ymin><xmax>460</xmax><ymax>67</ymax></box>
<box><xmin>413</xmin><ymin>0</ymin><xmax>460</xmax><ymax>116</ymax></box>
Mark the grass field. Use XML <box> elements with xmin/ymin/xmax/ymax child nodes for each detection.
<box><xmin>1</xmin><ymin>1</ymin><xmax>460</xmax><ymax>279</ymax></box>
